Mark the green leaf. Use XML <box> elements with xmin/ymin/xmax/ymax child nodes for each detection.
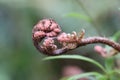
<box><xmin>61</xmin><ymin>72</ymin><xmax>102</xmax><ymax>80</ymax></box>
<box><xmin>105</xmin><ymin>57</ymin><xmax>114</xmax><ymax>72</ymax></box>
<box><xmin>64</xmin><ymin>13</ymin><xmax>91</xmax><ymax>22</ymax></box>
<box><xmin>113</xmin><ymin>70</ymin><xmax>120</xmax><ymax>74</ymax></box>
<box><xmin>112</xmin><ymin>31</ymin><xmax>120</xmax><ymax>41</ymax></box>
<box><xmin>96</xmin><ymin>75</ymin><xmax>107</xmax><ymax>80</ymax></box>
<box><xmin>43</xmin><ymin>55</ymin><xmax>106</xmax><ymax>72</ymax></box>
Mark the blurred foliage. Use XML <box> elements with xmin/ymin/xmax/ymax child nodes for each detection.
<box><xmin>0</xmin><ymin>0</ymin><xmax>120</xmax><ymax>80</ymax></box>
<box><xmin>64</xmin><ymin>12</ymin><xmax>91</xmax><ymax>22</ymax></box>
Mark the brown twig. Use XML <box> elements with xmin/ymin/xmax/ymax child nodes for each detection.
<box><xmin>78</xmin><ymin>37</ymin><xmax>120</xmax><ymax>51</ymax></box>
<box><xmin>32</xmin><ymin>19</ymin><xmax>120</xmax><ymax>56</ymax></box>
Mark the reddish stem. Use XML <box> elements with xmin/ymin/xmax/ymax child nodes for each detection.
<box><xmin>33</xmin><ymin>36</ymin><xmax>120</xmax><ymax>55</ymax></box>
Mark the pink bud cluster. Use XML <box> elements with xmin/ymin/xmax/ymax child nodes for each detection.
<box><xmin>57</xmin><ymin>31</ymin><xmax>78</xmax><ymax>43</ymax></box>
<box><xmin>32</xmin><ymin>19</ymin><xmax>120</xmax><ymax>56</ymax></box>
<box><xmin>33</xmin><ymin>31</ymin><xmax>45</xmax><ymax>40</ymax></box>
<box><xmin>57</xmin><ymin>32</ymin><xmax>79</xmax><ymax>49</ymax></box>
<box><xmin>32</xmin><ymin>19</ymin><xmax>63</xmax><ymax>54</ymax></box>
<box><xmin>32</xmin><ymin>19</ymin><xmax>61</xmax><ymax>40</ymax></box>
<box><xmin>57</xmin><ymin>30</ymin><xmax>85</xmax><ymax>49</ymax></box>
<box><xmin>94</xmin><ymin>45</ymin><xmax>118</xmax><ymax>57</ymax></box>
<box><xmin>57</xmin><ymin>30</ymin><xmax>85</xmax><ymax>43</ymax></box>
<box><xmin>42</xmin><ymin>38</ymin><xmax>57</xmax><ymax>51</ymax></box>
<box><xmin>32</xmin><ymin>19</ymin><xmax>86</xmax><ymax>54</ymax></box>
<box><xmin>94</xmin><ymin>45</ymin><xmax>107</xmax><ymax>57</ymax></box>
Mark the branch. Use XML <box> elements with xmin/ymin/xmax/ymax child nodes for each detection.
<box><xmin>78</xmin><ymin>37</ymin><xmax>120</xmax><ymax>51</ymax></box>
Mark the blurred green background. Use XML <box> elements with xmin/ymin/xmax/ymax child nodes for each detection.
<box><xmin>0</xmin><ymin>0</ymin><xmax>120</xmax><ymax>80</ymax></box>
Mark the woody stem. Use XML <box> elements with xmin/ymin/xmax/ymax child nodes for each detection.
<box><xmin>78</xmin><ymin>37</ymin><xmax>120</xmax><ymax>52</ymax></box>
